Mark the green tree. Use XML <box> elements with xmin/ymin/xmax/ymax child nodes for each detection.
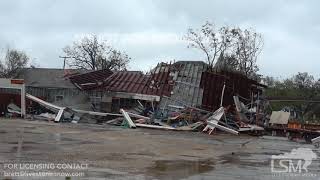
<box><xmin>265</xmin><ymin>72</ymin><xmax>320</xmax><ymax>121</ymax></box>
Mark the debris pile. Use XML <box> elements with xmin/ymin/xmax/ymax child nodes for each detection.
<box><xmin>24</xmin><ymin>91</ymin><xmax>267</xmax><ymax>137</ymax></box>
<box><xmin>2</xmin><ymin>61</ymin><xmax>320</xmax><ymax>143</ymax></box>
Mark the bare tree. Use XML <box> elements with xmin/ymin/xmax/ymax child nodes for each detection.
<box><xmin>184</xmin><ymin>22</ymin><xmax>263</xmax><ymax>76</ymax></box>
<box><xmin>214</xmin><ymin>54</ymin><xmax>238</xmax><ymax>72</ymax></box>
<box><xmin>63</xmin><ymin>34</ymin><xmax>130</xmax><ymax>71</ymax></box>
<box><xmin>0</xmin><ymin>48</ymin><xmax>29</xmax><ymax>78</ymax></box>
<box><xmin>184</xmin><ymin>22</ymin><xmax>236</xmax><ymax>71</ymax></box>
<box><xmin>97</xmin><ymin>50</ymin><xmax>130</xmax><ymax>71</ymax></box>
<box><xmin>232</xmin><ymin>28</ymin><xmax>263</xmax><ymax>77</ymax></box>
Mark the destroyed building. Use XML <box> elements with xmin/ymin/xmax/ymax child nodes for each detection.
<box><xmin>6</xmin><ymin>60</ymin><xmax>320</xmax><ymax>145</ymax></box>
<box><xmin>159</xmin><ymin>61</ymin><xmax>207</xmax><ymax>110</ymax></box>
<box><xmin>69</xmin><ymin>63</ymin><xmax>175</xmax><ymax>113</ymax></box>
<box><xmin>67</xmin><ymin>61</ymin><xmax>267</xmax><ymax>115</ymax></box>
<box><xmin>15</xmin><ymin>68</ymin><xmax>87</xmax><ymax>103</ymax></box>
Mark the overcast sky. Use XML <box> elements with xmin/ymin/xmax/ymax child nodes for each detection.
<box><xmin>0</xmin><ymin>0</ymin><xmax>319</xmax><ymax>79</ymax></box>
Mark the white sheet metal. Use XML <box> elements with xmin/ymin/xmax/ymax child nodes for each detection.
<box><xmin>312</xmin><ymin>136</ymin><xmax>320</xmax><ymax>143</ymax></box>
<box><xmin>205</xmin><ymin>107</ymin><xmax>239</xmax><ymax>135</ymax></box>
<box><xmin>269</xmin><ymin>111</ymin><xmax>290</xmax><ymax>124</ymax></box>
<box><xmin>207</xmin><ymin>107</ymin><xmax>225</xmax><ymax>121</ymax></box>
<box><xmin>207</xmin><ymin>120</ymin><xmax>239</xmax><ymax>135</ymax></box>
<box><xmin>55</xmin><ymin>109</ymin><xmax>64</xmax><ymax>122</ymax></box>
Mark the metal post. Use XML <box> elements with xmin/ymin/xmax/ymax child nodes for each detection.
<box><xmin>21</xmin><ymin>84</ymin><xmax>26</xmax><ymax>117</ymax></box>
<box><xmin>220</xmin><ymin>82</ymin><xmax>226</xmax><ymax>107</ymax></box>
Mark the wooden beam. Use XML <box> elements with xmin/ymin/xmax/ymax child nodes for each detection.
<box><xmin>26</xmin><ymin>93</ymin><xmax>65</xmax><ymax>122</ymax></box>
<box><xmin>127</xmin><ymin>112</ymin><xmax>150</xmax><ymax>120</ymax></box>
<box><xmin>120</xmin><ymin>109</ymin><xmax>136</xmax><ymax>128</ymax></box>
<box><xmin>135</xmin><ymin>123</ymin><xmax>176</xmax><ymax>130</ymax></box>
<box><xmin>73</xmin><ymin>109</ymin><xmax>122</xmax><ymax>117</ymax></box>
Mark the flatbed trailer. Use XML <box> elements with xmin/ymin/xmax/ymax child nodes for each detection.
<box><xmin>266</xmin><ymin>126</ymin><xmax>320</xmax><ymax>143</ymax></box>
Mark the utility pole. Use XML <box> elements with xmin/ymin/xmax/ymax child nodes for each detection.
<box><xmin>59</xmin><ymin>56</ymin><xmax>71</xmax><ymax>70</ymax></box>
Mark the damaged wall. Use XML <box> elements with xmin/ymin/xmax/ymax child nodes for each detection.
<box><xmin>159</xmin><ymin>61</ymin><xmax>207</xmax><ymax>109</ymax></box>
<box><xmin>70</xmin><ymin>63</ymin><xmax>175</xmax><ymax>112</ymax></box>
<box><xmin>200</xmin><ymin>71</ymin><xmax>266</xmax><ymax>111</ymax></box>
<box><xmin>16</xmin><ymin>68</ymin><xmax>86</xmax><ymax>104</ymax></box>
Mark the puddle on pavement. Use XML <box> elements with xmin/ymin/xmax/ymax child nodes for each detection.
<box><xmin>23</xmin><ymin>131</ymin><xmax>44</xmax><ymax>134</ymax></box>
<box><xmin>126</xmin><ymin>152</ymin><xmax>156</xmax><ymax>157</ymax></box>
<box><xmin>146</xmin><ymin>159</ymin><xmax>214</xmax><ymax>179</ymax></box>
<box><xmin>218</xmin><ymin>152</ymin><xmax>269</xmax><ymax>168</ymax></box>
<box><xmin>23</xmin><ymin>126</ymin><xmax>37</xmax><ymax>130</ymax></box>
<box><xmin>58</xmin><ymin>137</ymin><xmax>98</xmax><ymax>145</ymax></box>
<box><xmin>7</xmin><ymin>141</ymin><xmax>40</xmax><ymax>145</ymax></box>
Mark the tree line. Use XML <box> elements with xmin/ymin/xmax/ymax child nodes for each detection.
<box><xmin>264</xmin><ymin>72</ymin><xmax>320</xmax><ymax>121</ymax></box>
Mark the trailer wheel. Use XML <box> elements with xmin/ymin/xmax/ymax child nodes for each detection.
<box><xmin>315</xmin><ymin>143</ymin><xmax>320</xmax><ymax>148</ymax></box>
<box><xmin>304</xmin><ymin>134</ymin><xmax>312</xmax><ymax>143</ymax></box>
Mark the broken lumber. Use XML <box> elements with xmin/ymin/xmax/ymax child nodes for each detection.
<box><xmin>312</xmin><ymin>136</ymin><xmax>320</xmax><ymax>143</ymax></box>
<box><xmin>26</xmin><ymin>93</ymin><xmax>62</xmax><ymax>110</ymax></box>
<box><xmin>177</xmin><ymin>122</ymin><xmax>204</xmax><ymax>131</ymax></box>
<box><xmin>127</xmin><ymin>112</ymin><xmax>150</xmax><ymax>120</ymax></box>
<box><xmin>207</xmin><ymin>120</ymin><xmax>239</xmax><ymax>135</ymax></box>
<box><xmin>120</xmin><ymin>109</ymin><xmax>136</xmax><ymax>128</ymax></box>
<box><xmin>72</xmin><ymin>109</ymin><xmax>122</xmax><ymax>117</ymax></box>
<box><xmin>135</xmin><ymin>123</ymin><xmax>176</xmax><ymax>130</ymax></box>
<box><xmin>204</xmin><ymin>106</ymin><xmax>239</xmax><ymax>135</ymax></box>
<box><xmin>55</xmin><ymin>109</ymin><xmax>64</xmax><ymax>122</ymax></box>
<box><xmin>207</xmin><ymin>107</ymin><xmax>224</xmax><ymax>121</ymax></box>
<box><xmin>312</xmin><ymin>136</ymin><xmax>320</xmax><ymax>148</ymax></box>
<box><xmin>238</xmin><ymin>124</ymin><xmax>264</xmax><ymax>132</ymax></box>
<box><xmin>26</xmin><ymin>93</ymin><xmax>65</xmax><ymax>122</ymax></box>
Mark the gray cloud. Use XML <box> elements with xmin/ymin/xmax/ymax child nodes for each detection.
<box><xmin>0</xmin><ymin>0</ymin><xmax>319</xmax><ymax>78</ymax></box>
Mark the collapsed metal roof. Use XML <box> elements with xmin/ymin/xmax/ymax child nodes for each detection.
<box><xmin>160</xmin><ymin>61</ymin><xmax>207</xmax><ymax>108</ymax></box>
<box><xmin>68</xmin><ymin>61</ymin><xmax>267</xmax><ymax>109</ymax></box>
<box><xmin>69</xmin><ymin>69</ymin><xmax>113</xmax><ymax>90</ymax></box>
<box><xmin>200</xmin><ymin>70</ymin><xmax>267</xmax><ymax>110</ymax></box>
<box><xmin>69</xmin><ymin>63</ymin><xmax>174</xmax><ymax>97</ymax></box>
<box><xmin>102</xmin><ymin>70</ymin><xmax>173</xmax><ymax>96</ymax></box>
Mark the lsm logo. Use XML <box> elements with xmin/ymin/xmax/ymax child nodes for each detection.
<box><xmin>271</xmin><ymin>148</ymin><xmax>317</xmax><ymax>176</ymax></box>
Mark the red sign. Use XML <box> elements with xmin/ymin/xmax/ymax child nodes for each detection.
<box><xmin>11</xmin><ymin>79</ymin><xmax>24</xmax><ymax>84</ymax></box>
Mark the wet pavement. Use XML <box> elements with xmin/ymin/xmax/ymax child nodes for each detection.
<box><xmin>0</xmin><ymin>118</ymin><xmax>319</xmax><ymax>180</ymax></box>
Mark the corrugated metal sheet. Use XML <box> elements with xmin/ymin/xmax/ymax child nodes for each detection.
<box><xmin>160</xmin><ymin>61</ymin><xmax>207</xmax><ymax>108</ymax></box>
<box><xmin>103</xmin><ymin>71</ymin><xmax>149</xmax><ymax>93</ymax></box>
<box><xmin>200</xmin><ymin>71</ymin><xmax>266</xmax><ymax>111</ymax></box>
<box><xmin>69</xmin><ymin>69</ymin><xmax>113</xmax><ymax>90</ymax></box>
<box><xmin>70</xmin><ymin>63</ymin><xmax>174</xmax><ymax>97</ymax></box>
<box><xmin>67</xmin><ymin>61</ymin><xmax>266</xmax><ymax>111</ymax></box>
<box><xmin>103</xmin><ymin>63</ymin><xmax>174</xmax><ymax>97</ymax></box>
